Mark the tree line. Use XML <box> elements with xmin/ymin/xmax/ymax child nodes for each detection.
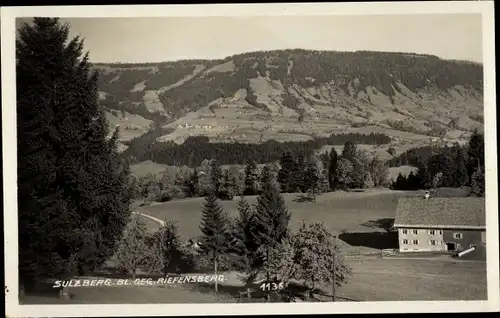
<box><xmin>122</xmin><ymin>132</ymin><xmax>391</xmax><ymax>166</ymax></box>
<box><xmin>390</xmin><ymin>130</ymin><xmax>485</xmax><ymax>197</ymax></box>
<box><xmin>130</xmin><ymin>139</ymin><xmax>391</xmax><ymax>204</ymax></box>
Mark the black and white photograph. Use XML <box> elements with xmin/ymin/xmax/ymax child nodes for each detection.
<box><xmin>2</xmin><ymin>2</ymin><xmax>498</xmax><ymax>316</ymax></box>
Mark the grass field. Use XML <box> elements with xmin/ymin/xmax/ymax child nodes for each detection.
<box><xmin>20</xmin><ymin>256</ymin><xmax>486</xmax><ymax>304</ymax></box>
<box><xmin>20</xmin><ymin>189</ymin><xmax>487</xmax><ymax>304</ymax></box>
<box><xmin>136</xmin><ymin>189</ymin><xmax>407</xmax><ymax>254</ymax></box>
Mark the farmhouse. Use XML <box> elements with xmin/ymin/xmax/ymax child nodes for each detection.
<box><xmin>393</xmin><ymin>197</ymin><xmax>485</xmax><ymax>253</ymax></box>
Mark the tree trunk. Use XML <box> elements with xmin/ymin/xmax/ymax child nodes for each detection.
<box><xmin>132</xmin><ymin>268</ymin><xmax>136</xmax><ymax>279</ymax></box>
<box><xmin>214</xmin><ymin>257</ymin><xmax>219</xmax><ymax>294</ymax></box>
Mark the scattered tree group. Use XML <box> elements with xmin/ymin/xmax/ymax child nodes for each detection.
<box><xmin>391</xmin><ymin>130</ymin><xmax>485</xmax><ymax>197</ymax></box>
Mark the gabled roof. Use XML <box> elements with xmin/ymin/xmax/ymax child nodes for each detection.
<box><xmin>393</xmin><ymin>197</ymin><xmax>486</xmax><ymax>230</ymax></box>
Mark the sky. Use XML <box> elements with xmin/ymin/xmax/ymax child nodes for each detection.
<box><xmin>16</xmin><ymin>14</ymin><xmax>483</xmax><ymax>64</ymax></box>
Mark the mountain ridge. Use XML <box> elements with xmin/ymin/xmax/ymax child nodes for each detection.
<box><xmin>92</xmin><ymin>49</ymin><xmax>484</xmax><ymax>153</ymax></box>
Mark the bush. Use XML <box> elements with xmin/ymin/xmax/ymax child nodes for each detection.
<box><xmin>155</xmin><ymin>193</ymin><xmax>172</xmax><ymax>202</ymax></box>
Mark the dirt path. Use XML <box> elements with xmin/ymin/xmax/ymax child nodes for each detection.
<box><xmin>132</xmin><ymin>211</ymin><xmax>165</xmax><ymax>226</ymax></box>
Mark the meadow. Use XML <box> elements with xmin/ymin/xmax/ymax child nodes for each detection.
<box><xmin>136</xmin><ymin>189</ymin><xmax>404</xmax><ymax>254</ymax></box>
<box><xmin>20</xmin><ymin>188</ymin><xmax>487</xmax><ymax>304</ymax></box>
<box><xmin>20</xmin><ymin>256</ymin><xmax>486</xmax><ymax>304</ymax></box>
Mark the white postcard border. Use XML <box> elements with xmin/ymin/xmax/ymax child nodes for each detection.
<box><xmin>2</xmin><ymin>2</ymin><xmax>498</xmax><ymax>316</ymax></box>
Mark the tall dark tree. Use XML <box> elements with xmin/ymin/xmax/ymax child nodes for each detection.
<box><xmin>292</xmin><ymin>154</ymin><xmax>307</xmax><ymax>192</ymax></box>
<box><xmin>252</xmin><ymin>168</ymin><xmax>291</xmax><ymax>300</ymax></box>
<box><xmin>17</xmin><ymin>18</ymin><xmax>131</xmax><ymax>287</ymax></box>
<box><xmin>415</xmin><ymin>161</ymin><xmax>432</xmax><ymax>190</ymax></box>
<box><xmin>391</xmin><ymin>173</ymin><xmax>408</xmax><ymax>190</ymax></box>
<box><xmin>199</xmin><ymin>194</ymin><xmax>231</xmax><ymax>294</ymax></box>
<box><xmin>232</xmin><ymin>197</ymin><xmax>260</xmax><ymax>280</ymax></box>
<box><xmin>328</xmin><ymin>148</ymin><xmax>339</xmax><ymax>190</ymax></box>
<box><xmin>429</xmin><ymin>153</ymin><xmax>455</xmax><ymax>188</ymax></box>
<box><xmin>453</xmin><ymin>145</ymin><xmax>468</xmax><ymax>187</ymax></box>
<box><xmin>244</xmin><ymin>160</ymin><xmax>259</xmax><ymax>195</ymax></box>
<box><xmin>210</xmin><ymin>160</ymin><xmax>222</xmax><ymax>197</ymax></box>
<box><xmin>278</xmin><ymin>152</ymin><xmax>295</xmax><ymax>193</ymax></box>
<box><xmin>183</xmin><ymin>170</ymin><xmax>199</xmax><ymax>198</ymax></box>
<box><xmin>467</xmin><ymin>129</ymin><xmax>485</xmax><ymax>184</ymax></box>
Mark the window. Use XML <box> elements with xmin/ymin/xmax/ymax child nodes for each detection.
<box><xmin>413</xmin><ymin>240</ymin><xmax>419</xmax><ymax>245</ymax></box>
<box><xmin>439</xmin><ymin>230</ymin><xmax>442</xmax><ymax>235</ymax></box>
<box><xmin>402</xmin><ymin>229</ymin><xmax>408</xmax><ymax>234</ymax></box>
<box><xmin>402</xmin><ymin>239</ymin><xmax>409</xmax><ymax>245</ymax></box>
<box><xmin>428</xmin><ymin>230</ymin><xmax>436</xmax><ymax>235</ymax></box>
<box><xmin>453</xmin><ymin>233</ymin><xmax>463</xmax><ymax>240</ymax></box>
<box><xmin>412</xmin><ymin>230</ymin><xmax>418</xmax><ymax>235</ymax></box>
<box><xmin>429</xmin><ymin>240</ymin><xmax>437</xmax><ymax>246</ymax></box>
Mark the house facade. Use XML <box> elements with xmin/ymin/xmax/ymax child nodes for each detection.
<box><xmin>394</xmin><ymin>197</ymin><xmax>485</xmax><ymax>253</ymax></box>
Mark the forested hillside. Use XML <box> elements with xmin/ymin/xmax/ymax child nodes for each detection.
<box><xmin>93</xmin><ymin>49</ymin><xmax>484</xmax><ymax>166</ymax></box>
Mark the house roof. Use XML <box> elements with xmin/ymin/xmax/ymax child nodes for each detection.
<box><xmin>393</xmin><ymin>197</ymin><xmax>486</xmax><ymax>230</ymax></box>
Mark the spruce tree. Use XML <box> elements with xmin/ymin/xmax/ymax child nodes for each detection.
<box><xmin>292</xmin><ymin>154</ymin><xmax>307</xmax><ymax>192</ymax></box>
<box><xmin>232</xmin><ymin>197</ymin><xmax>260</xmax><ymax>283</ymax></box>
<box><xmin>415</xmin><ymin>161</ymin><xmax>432</xmax><ymax>189</ymax></box>
<box><xmin>467</xmin><ymin>129</ymin><xmax>485</xmax><ymax>184</ymax></box>
<box><xmin>278</xmin><ymin>152</ymin><xmax>295</xmax><ymax>193</ymax></box>
<box><xmin>244</xmin><ymin>160</ymin><xmax>259</xmax><ymax>195</ymax></box>
<box><xmin>210</xmin><ymin>159</ymin><xmax>222</xmax><ymax>197</ymax></box>
<box><xmin>252</xmin><ymin>168</ymin><xmax>291</xmax><ymax>299</ymax></box>
<box><xmin>429</xmin><ymin>154</ymin><xmax>455</xmax><ymax>188</ymax></box>
<box><xmin>454</xmin><ymin>146</ymin><xmax>468</xmax><ymax>187</ymax></box>
<box><xmin>199</xmin><ymin>194</ymin><xmax>231</xmax><ymax>293</ymax></box>
<box><xmin>328</xmin><ymin>148</ymin><xmax>339</xmax><ymax>190</ymax></box>
<box><xmin>17</xmin><ymin>18</ymin><xmax>131</xmax><ymax>286</ymax></box>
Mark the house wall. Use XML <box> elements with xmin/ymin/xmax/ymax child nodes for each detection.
<box><xmin>443</xmin><ymin>229</ymin><xmax>485</xmax><ymax>251</ymax></box>
<box><xmin>398</xmin><ymin>228</ymin><xmax>446</xmax><ymax>252</ymax></box>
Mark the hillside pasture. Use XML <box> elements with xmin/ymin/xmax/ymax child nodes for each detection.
<box><xmin>130</xmin><ymin>160</ymin><xmax>169</xmax><ymax>178</ymax></box>
<box><xmin>136</xmin><ymin>189</ymin><xmax>410</xmax><ymax>254</ymax></box>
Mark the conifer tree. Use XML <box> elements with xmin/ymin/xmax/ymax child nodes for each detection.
<box><xmin>232</xmin><ymin>197</ymin><xmax>260</xmax><ymax>285</ymax></box>
<box><xmin>467</xmin><ymin>129</ymin><xmax>485</xmax><ymax>185</ymax></box>
<box><xmin>210</xmin><ymin>159</ymin><xmax>223</xmax><ymax>197</ymax></box>
<box><xmin>454</xmin><ymin>146</ymin><xmax>468</xmax><ymax>187</ymax></box>
<box><xmin>292</xmin><ymin>154</ymin><xmax>307</xmax><ymax>192</ymax></box>
<box><xmin>199</xmin><ymin>194</ymin><xmax>231</xmax><ymax>293</ymax></box>
<box><xmin>328</xmin><ymin>148</ymin><xmax>339</xmax><ymax>190</ymax></box>
<box><xmin>252</xmin><ymin>168</ymin><xmax>291</xmax><ymax>300</ymax></box>
<box><xmin>278</xmin><ymin>152</ymin><xmax>295</xmax><ymax>193</ymax></box>
<box><xmin>467</xmin><ymin>130</ymin><xmax>485</xmax><ymax>186</ymax></box>
<box><xmin>17</xmin><ymin>18</ymin><xmax>131</xmax><ymax>286</ymax></box>
<box><xmin>244</xmin><ymin>160</ymin><xmax>259</xmax><ymax>195</ymax></box>
<box><xmin>415</xmin><ymin>161</ymin><xmax>432</xmax><ymax>190</ymax></box>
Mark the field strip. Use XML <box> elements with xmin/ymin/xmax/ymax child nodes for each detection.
<box><xmin>132</xmin><ymin>211</ymin><xmax>165</xmax><ymax>226</ymax></box>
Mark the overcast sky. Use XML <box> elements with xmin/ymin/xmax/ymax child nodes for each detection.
<box><xmin>16</xmin><ymin>14</ymin><xmax>483</xmax><ymax>63</ymax></box>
